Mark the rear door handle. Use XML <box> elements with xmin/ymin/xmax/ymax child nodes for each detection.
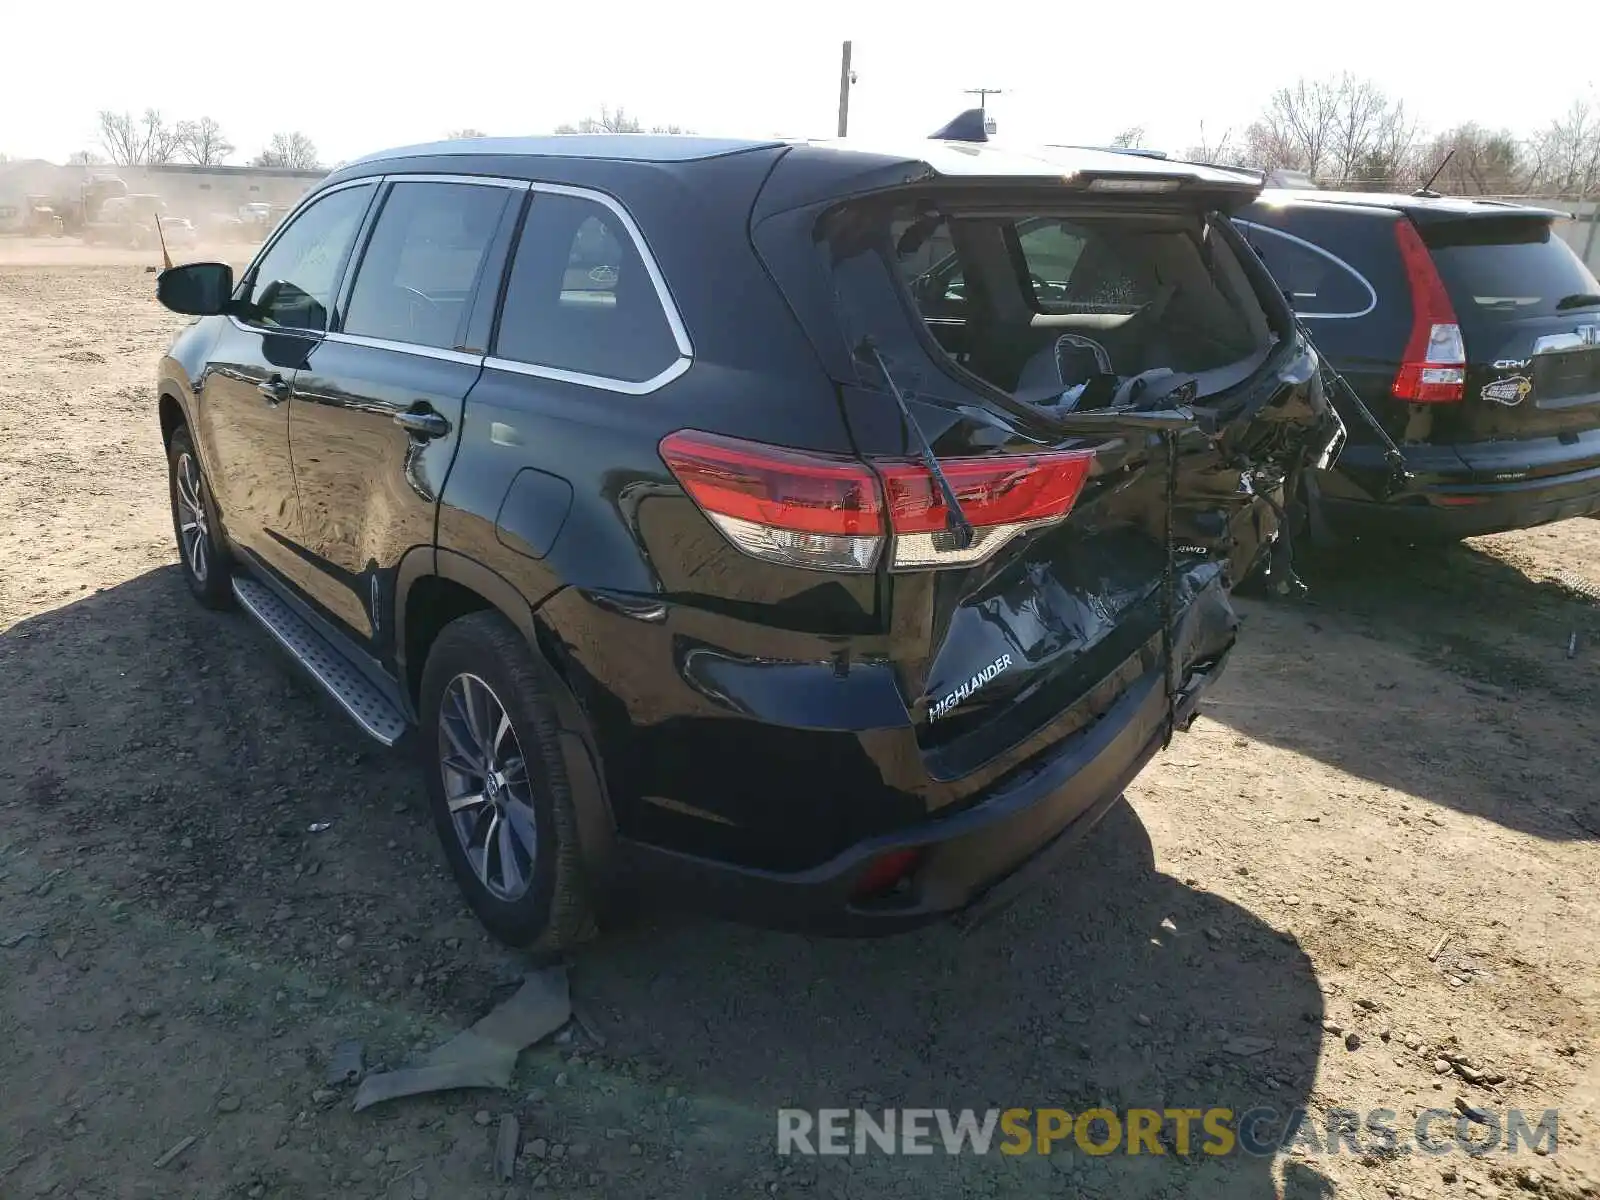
<box><xmin>257</xmin><ymin>375</ymin><xmax>290</xmax><ymax>403</ymax></box>
<box><xmin>394</xmin><ymin>408</ymin><xmax>451</xmax><ymax>439</ymax></box>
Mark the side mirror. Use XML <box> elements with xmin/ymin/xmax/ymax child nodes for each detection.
<box><xmin>156</xmin><ymin>262</ymin><xmax>234</xmax><ymax>316</ymax></box>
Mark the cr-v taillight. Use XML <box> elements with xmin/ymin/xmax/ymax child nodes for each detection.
<box><xmin>1391</xmin><ymin>219</ymin><xmax>1465</xmax><ymax>403</ymax></box>
<box><xmin>659</xmin><ymin>430</ymin><xmax>1094</xmax><ymax>573</ymax></box>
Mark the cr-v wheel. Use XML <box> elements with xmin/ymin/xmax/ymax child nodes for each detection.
<box><xmin>166</xmin><ymin>426</ymin><xmax>232</xmax><ymax>609</ymax></box>
<box><xmin>419</xmin><ymin>611</ymin><xmax>596</xmax><ymax>951</ymax></box>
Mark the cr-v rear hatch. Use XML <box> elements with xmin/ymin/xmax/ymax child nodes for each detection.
<box><xmin>1404</xmin><ymin>205</ymin><xmax>1600</xmax><ymax>474</ymax></box>
<box><xmin>747</xmin><ymin>142</ymin><xmax>1343</xmax><ymax>786</ymax></box>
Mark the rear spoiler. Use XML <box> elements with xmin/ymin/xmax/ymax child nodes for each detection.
<box><xmin>1404</xmin><ymin>200</ymin><xmax>1574</xmax><ymax>227</ymax></box>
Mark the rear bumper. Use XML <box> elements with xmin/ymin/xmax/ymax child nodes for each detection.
<box><xmin>618</xmin><ymin>653</ymin><xmax>1223</xmax><ymax>936</ymax></box>
<box><xmin>1316</xmin><ymin>459</ymin><xmax>1600</xmax><ymax>540</ymax></box>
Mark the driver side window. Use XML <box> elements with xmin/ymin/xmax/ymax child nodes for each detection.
<box><xmin>243</xmin><ymin>183</ymin><xmax>375</xmax><ymax>332</ymax></box>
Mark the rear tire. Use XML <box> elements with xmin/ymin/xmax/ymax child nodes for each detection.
<box><xmin>419</xmin><ymin>612</ymin><xmax>597</xmax><ymax>952</ymax></box>
<box><xmin>167</xmin><ymin>426</ymin><xmax>233</xmax><ymax>609</ymax></box>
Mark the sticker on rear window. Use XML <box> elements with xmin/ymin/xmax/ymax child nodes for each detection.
<box><xmin>1481</xmin><ymin>375</ymin><xmax>1533</xmax><ymax>407</ymax></box>
<box><xmin>928</xmin><ymin>654</ymin><xmax>1014</xmax><ymax>722</ymax></box>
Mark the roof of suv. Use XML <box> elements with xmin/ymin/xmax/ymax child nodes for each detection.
<box><xmin>348</xmin><ymin>134</ymin><xmax>785</xmax><ymax>165</ymax></box>
<box><xmin>1251</xmin><ymin>187</ymin><xmax>1571</xmax><ymax>223</ymax></box>
<box><xmin>348</xmin><ymin>134</ymin><xmax>1263</xmax><ymax>188</ymax></box>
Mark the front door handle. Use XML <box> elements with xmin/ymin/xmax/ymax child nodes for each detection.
<box><xmin>394</xmin><ymin>408</ymin><xmax>451</xmax><ymax>439</ymax></box>
<box><xmin>257</xmin><ymin>375</ymin><xmax>290</xmax><ymax>403</ymax></box>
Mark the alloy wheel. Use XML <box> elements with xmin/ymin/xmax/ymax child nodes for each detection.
<box><xmin>175</xmin><ymin>452</ymin><xmax>209</xmax><ymax>583</ymax></box>
<box><xmin>437</xmin><ymin>673</ymin><xmax>538</xmax><ymax>901</ymax></box>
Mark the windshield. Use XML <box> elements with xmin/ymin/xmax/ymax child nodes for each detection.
<box><xmin>1422</xmin><ymin>217</ymin><xmax>1600</xmax><ymax>318</ymax></box>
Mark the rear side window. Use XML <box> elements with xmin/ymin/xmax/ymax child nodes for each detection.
<box><xmin>495</xmin><ymin>192</ymin><xmax>682</xmax><ymax>385</ymax></box>
<box><xmin>1235</xmin><ymin>221</ymin><xmax>1375</xmax><ymax>318</ymax></box>
<box><xmin>1421</xmin><ymin>217</ymin><xmax>1600</xmax><ymax>320</ymax></box>
<box><xmin>342</xmin><ymin>181</ymin><xmax>510</xmax><ymax>350</ymax></box>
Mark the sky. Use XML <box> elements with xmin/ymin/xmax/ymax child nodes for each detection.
<box><xmin>1</xmin><ymin>0</ymin><xmax>1595</xmax><ymax>167</ymax></box>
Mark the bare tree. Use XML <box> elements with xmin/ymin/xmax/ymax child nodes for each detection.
<box><xmin>98</xmin><ymin>109</ymin><xmax>179</xmax><ymax>165</ymax></box>
<box><xmin>1109</xmin><ymin>126</ymin><xmax>1147</xmax><ymax>150</ymax></box>
<box><xmin>650</xmin><ymin>124</ymin><xmax>695</xmax><ymax>135</ymax></box>
<box><xmin>448</xmin><ymin>128</ymin><xmax>488</xmax><ymax>139</ymax></box>
<box><xmin>1324</xmin><ymin>77</ymin><xmax>1417</xmax><ymax>188</ymax></box>
<box><xmin>1183</xmin><ymin>121</ymin><xmax>1246</xmax><ymax>166</ymax></box>
<box><xmin>1413</xmin><ymin>124</ymin><xmax>1523</xmax><ymax>195</ymax></box>
<box><xmin>555</xmin><ymin>106</ymin><xmax>645</xmax><ymax>135</ymax></box>
<box><xmin>175</xmin><ymin>117</ymin><xmax>235</xmax><ymax>166</ymax></box>
<box><xmin>1242</xmin><ymin>79</ymin><xmax>1338</xmax><ymax>176</ymax></box>
<box><xmin>66</xmin><ymin>149</ymin><xmax>105</xmax><ymax>166</ymax></box>
<box><xmin>1239</xmin><ymin>75</ymin><xmax>1417</xmax><ymax>188</ymax></box>
<box><xmin>97</xmin><ymin>111</ymin><xmax>140</xmax><ymax>164</ymax></box>
<box><xmin>1524</xmin><ymin>100</ymin><xmax>1600</xmax><ymax>199</ymax></box>
<box><xmin>252</xmin><ymin>132</ymin><xmax>321</xmax><ymax>170</ymax></box>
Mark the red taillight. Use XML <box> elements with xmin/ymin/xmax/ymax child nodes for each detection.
<box><xmin>851</xmin><ymin>848</ymin><xmax>922</xmax><ymax>900</ymax></box>
<box><xmin>658</xmin><ymin>430</ymin><xmax>885</xmax><ymax>572</ymax></box>
<box><xmin>660</xmin><ymin>430</ymin><xmax>1096</xmax><ymax>573</ymax></box>
<box><xmin>879</xmin><ymin>451</ymin><xmax>1094</xmax><ymax>569</ymax></box>
<box><xmin>1392</xmin><ymin>219</ymin><xmax>1465</xmax><ymax>403</ymax></box>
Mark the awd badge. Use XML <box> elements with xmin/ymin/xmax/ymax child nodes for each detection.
<box><xmin>1481</xmin><ymin>375</ymin><xmax>1532</xmax><ymax>407</ymax></box>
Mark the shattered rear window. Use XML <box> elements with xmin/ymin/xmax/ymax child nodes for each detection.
<box><xmin>881</xmin><ymin>204</ymin><xmax>1270</xmax><ymax>393</ymax></box>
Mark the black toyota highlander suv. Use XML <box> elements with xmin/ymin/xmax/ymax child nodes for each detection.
<box><xmin>153</xmin><ymin>124</ymin><xmax>1341</xmax><ymax>949</ymax></box>
<box><xmin>1236</xmin><ymin>190</ymin><xmax>1600</xmax><ymax>540</ymax></box>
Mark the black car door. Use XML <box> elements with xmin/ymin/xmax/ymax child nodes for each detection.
<box><xmin>285</xmin><ymin>177</ymin><xmax>521</xmax><ymax>656</ymax></box>
<box><xmin>195</xmin><ymin>181</ymin><xmax>377</xmax><ymax>582</ymax></box>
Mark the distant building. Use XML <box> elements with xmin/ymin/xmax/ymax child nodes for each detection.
<box><xmin>118</xmin><ymin>162</ymin><xmax>327</xmax><ymax>217</ymax></box>
<box><xmin>0</xmin><ymin>159</ymin><xmax>326</xmax><ymax>232</ymax></box>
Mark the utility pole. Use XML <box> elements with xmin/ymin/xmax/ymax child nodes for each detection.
<box><xmin>963</xmin><ymin>87</ymin><xmax>1004</xmax><ymax>113</ymax></box>
<box><xmin>837</xmin><ymin>41</ymin><xmax>854</xmax><ymax>137</ymax></box>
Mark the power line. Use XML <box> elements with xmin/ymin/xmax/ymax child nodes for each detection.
<box><xmin>963</xmin><ymin>88</ymin><xmax>1004</xmax><ymax>113</ymax></box>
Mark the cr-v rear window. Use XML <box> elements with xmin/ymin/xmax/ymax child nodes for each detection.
<box><xmin>1422</xmin><ymin>217</ymin><xmax>1600</xmax><ymax>320</ymax></box>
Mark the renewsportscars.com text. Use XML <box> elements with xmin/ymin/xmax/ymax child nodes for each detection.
<box><xmin>777</xmin><ymin>1107</ymin><xmax>1561</xmax><ymax>1158</ymax></box>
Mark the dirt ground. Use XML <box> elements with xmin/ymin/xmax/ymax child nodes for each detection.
<box><xmin>1</xmin><ymin>252</ymin><xmax>1597</xmax><ymax>1200</ymax></box>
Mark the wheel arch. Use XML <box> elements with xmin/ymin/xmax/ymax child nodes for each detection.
<box><xmin>397</xmin><ymin>548</ymin><xmax>618</xmax><ymax>882</ymax></box>
<box><xmin>158</xmin><ymin>385</ymin><xmax>190</xmax><ymax>448</ymax></box>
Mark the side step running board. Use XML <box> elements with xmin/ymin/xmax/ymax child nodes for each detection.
<box><xmin>231</xmin><ymin>574</ymin><xmax>408</xmax><ymax>746</ymax></box>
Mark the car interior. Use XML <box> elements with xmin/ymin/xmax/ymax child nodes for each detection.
<box><xmin>892</xmin><ymin>209</ymin><xmax>1273</xmax><ymax>407</ymax></box>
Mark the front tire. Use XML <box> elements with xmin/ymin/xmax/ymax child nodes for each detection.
<box><xmin>167</xmin><ymin>426</ymin><xmax>232</xmax><ymax>609</ymax></box>
<box><xmin>419</xmin><ymin>612</ymin><xmax>596</xmax><ymax>952</ymax></box>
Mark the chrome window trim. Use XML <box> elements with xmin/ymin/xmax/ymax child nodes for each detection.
<box><xmin>377</xmin><ymin>173</ymin><xmax>533</xmax><ymax>191</ymax></box>
<box><xmin>482</xmin><ymin>351</ymin><xmax>692</xmax><ymax>396</ymax></box>
<box><xmin>323</xmin><ymin>330</ymin><xmax>484</xmax><ymax>365</ymax></box>
<box><xmin>486</xmin><ymin>180</ymin><xmax>694</xmax><ymax>394</ymax></box>
<box><xmin>1234</xmin><ymin>219</ymin><xmax>1378</xmax><ymax>320</ymax></box>
<box><xmin>228</xmin><ymin>174</ymin><xmax>695</xmax><ymax>394</ymax></box>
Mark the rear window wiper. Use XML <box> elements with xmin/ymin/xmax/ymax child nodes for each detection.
<box><xmin>1556</xmin><ymin>292</ymin><xmax>1600</xmax><ymax>311</ymax></box>
<box><xmin>857</xmin><ymin>338</ymin><xmax>976</xmax><ymax>550</ymax></box>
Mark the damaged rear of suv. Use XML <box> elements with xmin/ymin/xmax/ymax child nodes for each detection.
<box><xmin>656</xmin><ymin>129</ymin><xmax>1344</xmax><ymax>930</ymax></box>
